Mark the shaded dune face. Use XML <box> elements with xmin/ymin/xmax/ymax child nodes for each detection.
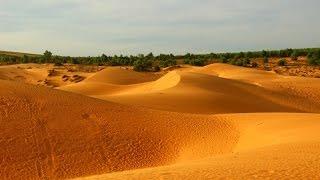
<box><xmin>0</xmin><ymin>80</ymin><xmax>239</xmax><ymax>179</ymax></box>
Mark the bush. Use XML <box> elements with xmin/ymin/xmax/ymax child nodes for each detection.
<box><xmin>230</xmin><ymin>59</ymin><xmax>241</xmax><ymax>66</ymax></box>
<box><xmin>308</xmin><ymin>50</ymin><xmax>320</xmax><ymax>66</ymax></box>
<box><xmin>251</xmin><ymin>62</ymin><xmax>258</xmax><ymax>68</ymax></box>
<box><xmin>189</xmin><ymin>59</ymin><xmax>206</xmax><ymax>66</ymax></box>
<box><xmin>278</xmin><ymin>59</ymin><xmax>287</xmax><ymax>66</ymax></box>
<box><xmin>308</xmin><ymin>58</ymin><xmax>320</xmax><ymax>65</ymax></box>
<box><xmin>43</xmin><ymin>50</ymin><xmax>52</xmax><ymax>62</ymax></box>
<box><xmin>220</xmin><ymin>57</ymin><xmax>229</xmax><ymax>63</ymax></box>
<box><xmin>159</xmin><ymin>59</ymin><xmax>177</xmax><ymax>68</ymax></box>
<box><xmin>262</xmin><ymin>50</ymin><xmax>269</xmax><ymax>58</ymax></box>
<box><xmin>308</xmin><ymin>53</ymin><xmax>320</xmax><ymax>65</ymax></box>
<box><xmin>22</xmin><ymin>55</ymin><xmax>29</xmax><ymax>63</ymax></box>
<box><xmin>133</xmin><ymin>59</ymin><xmax>153</xmax><ymax>71</ymax></box>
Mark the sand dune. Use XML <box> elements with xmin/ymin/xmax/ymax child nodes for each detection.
<box><xmin>2</xmin><ymin>81</ymin><xmax>320</xmax><ymax>179</ymax></box>
<box><xmin>60</xmin><ymin>64</ymin><xmax>320</xmax><ymax>114</ymax></box>
<box><xmin>1</xmin><ymin>63</ymin><xmax>320</xmax><ymax>179</ymax></box>
<box><xmin>193</xmin><ymin>63</ymin><xmax>279</xmax><ymax>82</ymax></box>
<box><xmin>0</xmin><ymin>80</ymin><xmax>239</xmax><ymax>179</ymax></box>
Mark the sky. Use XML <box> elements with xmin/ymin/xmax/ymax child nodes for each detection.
<box><xmin>0</xmin><ymin>0</ymin><xmax>319</xmax><ymax>56</ymax></box>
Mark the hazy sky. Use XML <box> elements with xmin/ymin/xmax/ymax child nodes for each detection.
<box><xmin>0</xmin><ymin>0</ymin><xmax>319</xmax><ymax>56</ymax></box>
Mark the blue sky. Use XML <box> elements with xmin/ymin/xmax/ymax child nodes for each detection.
<box><xmin>0</xmin><ymin>0</ymin><xmax>319</xmax><ymax>56</ymax></box>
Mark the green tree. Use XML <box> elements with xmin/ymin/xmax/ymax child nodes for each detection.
<box><xmin>101</xmin><ymin>54</ymin><xmax>108</xmax><ymax>64</ymax></box>
<box><xmin>22</xmin><ymin>55</ymin><xmax>29</xmax><ymax>63</ymax></box>
<box><xmin>71</xmin><ymin>57</ymin><xmax>80</xmax><ymax>64</ymax></box>
<box><xmin>262</xmin><ymin>50</ymin><xmax>268</xmax><ymax>58</ymax></box>
<box><xmin>133</xmin><ymin>59</ymin><xmax>153</xmax><ymax>71</ymax></box>
<box><xmin>245</xmin><ymin>52</ymin><xmax>253</xmax><ymax>58</ymax></box>
<box><xmin>146</xmin><ymin>52</ymin><xmax>154</xmax><ymax>59</ymax></box>
<box><xmin>159</xmin><ymin>59</ymin><xmax>177</xmax><ymax>68</ymax></box>
<box><xmin>43</xmin><ymin>50</ymin><xmax>52</xmax><ymax>62</ymax></box>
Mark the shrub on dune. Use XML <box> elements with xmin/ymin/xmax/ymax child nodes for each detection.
<box><xmin>278</xmin><ymin>59</ymin><xmax>287</xmax><ymax>66</ymax></box>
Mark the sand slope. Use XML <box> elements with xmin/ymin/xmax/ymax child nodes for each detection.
<box><xmin>76</xmin><ymin>113</ymin><xmax>320</xmax><ymax>180</ymax></box>
<box><xmin>81</xmin><ymin>141</ymin><xmax>320</xmax><ymax>180</ymax></box>
<box><xmin>84</xmin><ymin>67</ymin><xmax>162</xmax><ymax>85</ymax></box>
<box><xmin>0</xmin><ymin>80</ymin><xmax>239</xmax><ymax>179</ymax></box>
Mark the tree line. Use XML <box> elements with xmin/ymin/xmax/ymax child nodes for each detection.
<box><xmin>0</xmin><ymin>48</ymin><xmax>319</xmax><ymax>71</ymax></box>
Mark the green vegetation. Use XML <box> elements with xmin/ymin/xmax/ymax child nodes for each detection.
<box><xmin>158</xmin><ymin>54</ymin><xmax>177</xmax><ymax>68</ymax></box>
<box><xmin>1</xmin><ymin>48</ymin><xmax>319</xmax><ymax>71</ymax></box>
<box><xmin>308</xmin><ymin>50</ymin><xmax>320</xmax><ymax>65</ymax></box>
<box><xmin>133</xmin><ymin>59</ymin><xmax>153</xmax><ymax>72</ymax></box>
<box><xmin>278</xmin><ymin>59</ymin><xmax>287</xmax><ymax>66</ymax></box>
<box><xmin>186</xmin><ymin>59</ymin><xmax>207</xmax><ymax>66</ymax></box>
<box><xmin>43</xmin><ymin>50</ymin><xmax>52</xmax><ymax>62</ymax></box>
<box><xmin>291</xmin><ymin>50</ymin><xmax>299</xmax><ymax>61</ymax></box>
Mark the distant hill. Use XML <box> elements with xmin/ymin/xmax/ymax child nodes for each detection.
<box><xmin>0</xmin><ymin>50</ymin><xmax>40</xmax><ymax>57</ymax></box>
